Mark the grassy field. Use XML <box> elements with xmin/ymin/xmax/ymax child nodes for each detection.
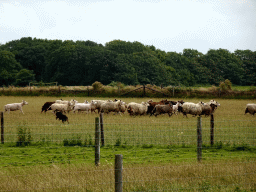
<box><xmin>0</xmin><ymin>96</ymin><xmax>255</xmax><ymax>191</ymax></box>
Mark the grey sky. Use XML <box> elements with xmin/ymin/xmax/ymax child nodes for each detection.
<box><xmin>1</xmin><ymin>0</ymin><xmax>256</xmax><ymax>54</ymax></box>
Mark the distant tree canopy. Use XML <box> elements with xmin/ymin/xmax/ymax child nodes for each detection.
<box><xmin>0</xmin><ymin>37</ymin><xmax>255</xmax><ymax>86</ymax></box>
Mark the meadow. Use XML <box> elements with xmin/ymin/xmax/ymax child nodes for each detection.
<box><xmin>0</xmin><ymin>96</ymin><xmax>255</xmax><ymax>191</ymax></box>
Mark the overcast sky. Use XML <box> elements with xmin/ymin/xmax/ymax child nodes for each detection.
<box><xmin>1</xmin><ymin>0</ymin><xmax>256</xmax><ymax>54</ymax></box>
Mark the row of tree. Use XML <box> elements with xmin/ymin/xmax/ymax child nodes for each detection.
<box><xmin>0</xmin><ymin>37</ymin><xmax>255</xmax><ymax>87</ymax></box>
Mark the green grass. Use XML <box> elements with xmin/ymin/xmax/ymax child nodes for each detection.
<box><xmin>0</xmin><ymin>144</ymin><xmax>255</xmax><ymax>167</ymax></box>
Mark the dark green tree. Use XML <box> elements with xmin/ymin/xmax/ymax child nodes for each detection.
<box><xmin>202</xmin><ymin>49</ymin><xmax>244</xmax><ymax>85</ymax></box>
<box><xmin>131</xmin><ymin>51</ymin><xmax>174</xmax><ymax>86</ymax></box>
<box><xmin>45</xmin><ymin>42</ymin><xmax>92</xmax><ymax>85</ymax></box>
<box><xmin>165</xmin><ymin>51</ymin><xmax>196</xmax><ymax>86</ymax></box>
<box><xmin>0</xmin><ymin>50</ymin><xmax>22</xmax><ymax>86</ymax></box>
<box><xmin>105</xmin><ymin>40</ymin><xmax>146</xmax><ymax>54</ymax></box>
<box><xmin>15</xmin><ymin>69</ymin><xmax>35</xmax><ymax>86</ymax></box>
<box><xmin>234</xmin><ymin>50</ymin><xmax>256</xmax><ymax>85</ymax></box>
<box><xmin>15</xmin><ymin>45</ymin><xmax>47</xmax><ymax>82</ymax></box>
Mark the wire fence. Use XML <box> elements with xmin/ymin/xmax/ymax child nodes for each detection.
<box><xmin>0</xmin><ymin>112</ymin><xmax>255</xmax><ymax>191</ymax></box>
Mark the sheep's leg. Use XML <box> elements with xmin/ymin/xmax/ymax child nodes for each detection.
<box><xmin>20</xmin><ymin>108</ymin><xmax>24</xmax><ymax>114</ymax></box>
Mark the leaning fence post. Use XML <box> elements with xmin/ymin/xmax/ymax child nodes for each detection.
<box><xmin>100</xmin><ymin>113</ymin><xmax>105</xmax><ymax>146</ymax></box>
<box><xmin>197</xmin><ymin>116</ymin><xmax>202</xmax><ymax>162</ymax></box>
<box><xmin>210</xmin><ymin>114</ymin><xmax>214</xmax><ymax>146</ymax></box>
<box><xmin>1</xmin><ymin>112</ymin><xmax>4</xmax><ymax>144</ymax></box>
<box><xmin>115</xmin><ymin>154</ymin><xmax>123</xmax><ymax>192</ymax></box>
<box><xmin>95</xmin><ymin>117</ymin><xmax>100</xmax><ymax>166</ymax></box>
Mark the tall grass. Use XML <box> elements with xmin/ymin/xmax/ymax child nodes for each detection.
<box><xmin>1</xmin><ymin>84</ymin><xmax>256</xmax><ymax>98</ymax></box>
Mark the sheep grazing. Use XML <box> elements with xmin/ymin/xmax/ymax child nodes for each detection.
<box><xmin>127</xmin><ymin>102</ymin><xmax>149</xmax><ymax>116</ymax></box>
<box><xmin>245</xmin><ymin>103</ymin><xmax>256</xmax><ymax>116</ymax></box>
<box><xmin>55</xmin><ymin>112</ymin><xmax>69</xmax><ymax>124</ymax></box>
<box><xmin>100</xmin><ymin>100</ymin><xmax>123</xmax><ymax>114</ymax></box>
<box><xmin>181</xmin><ymin>102</ymin><xmax>204</xmax><ymax>117</ymax></box>
<box><xmin>41</xmin><ymin>102</ymin><xmax>55</xmax><ymax>113</ymax></box>
<box><xmin>4</xmin><ymin>100</ymin><xmax>29</xmax><ymax>114</ymax></box>
<box><xmin>150</xmin><ymin>102</ymin><xmax>173</xmax><ymax>117</ymax></box>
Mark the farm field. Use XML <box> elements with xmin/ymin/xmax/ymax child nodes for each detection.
<box><xmin>0</xmin><ymin>96</ymin><xmax>255</xmax><ymax>191</ymax></box>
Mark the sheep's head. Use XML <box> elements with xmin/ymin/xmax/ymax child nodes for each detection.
<box><xmin>209</xmin><ymin>100</ymin><xmax>220</xmax><ymax>107</ymax></box>
<box><xmin>22</xmin><ymin>100</ymin><xmax>29</xmax><ymax>105</ymax></box>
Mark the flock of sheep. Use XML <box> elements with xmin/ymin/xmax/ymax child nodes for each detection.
<box><xmin>3</xmin><ymin>98</ymin><xmax>256</xmax><ymax>124</ymax></box>
<box><xmin>40</xmin><ymin>98</ymin><xmax>221</xmax><ymax>118</ymax></box>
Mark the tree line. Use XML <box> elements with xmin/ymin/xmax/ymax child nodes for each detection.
<box><xmin>0</xmin><ymin>37</ymin><xmax>255</xmax><ymax>87</ymax></box>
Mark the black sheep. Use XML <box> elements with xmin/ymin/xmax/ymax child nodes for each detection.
<box><xmin>41</xmin><ymin>102</ymin><xmax>55</xmax><ymax>113</ymax></box>
<box><xmin>55</xmin><ymin>111</ymin><xmax>69</xmax><ymax>123</ymax></box>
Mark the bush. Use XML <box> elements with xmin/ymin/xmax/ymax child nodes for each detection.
<box><xmin>92</xmin><ymin>81</ymin><xmax>103</xmax><ymax>90</ymax></box>
<box><xmin>225</xmin><ymin>79</ymin><xmax>232</xmax><ymax>90</ymax></box>
<box><xmin>16</xmin><ymin>125</ymin><xmax>32</xmax><ymax>146</ymax></box>
<box><xmin>63</xmin><ymin>135</ymin><xmax>82</xmax><ymax>146</ymax></box>
<box><xmin>219</xmin><ymin>79</ymin><xmax>232</xmax><ymax>91</ymax></box>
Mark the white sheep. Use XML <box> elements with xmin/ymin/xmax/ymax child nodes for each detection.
<box><xmin>245</xmin><ymin>103</ymin><xmax>256</xmax><ymax>116</ymax></box>
<box><xmin>73</xmin><ymin>101</ymin><xmax>97</xmax><ymax>114</ymax></box>
<box><xmin>127</xmin><ymin>102</ymin><xmax>149</xmax><ymax>116</ymax></box>
<box><xmin>91</xmin><ymin>100</ymin><xmax>113</xmax><ymax>113</ymax></box>
<box><xmin>55</xmin><ymin>99</ymin><xmax>76</xmax><ymax>105</ymax></box>
<box><xmin>119</xmin><ymin>102</ymin><xmax>127</xmax><ymax>114</ymax></box>
<box><xmin>55</xmin><ymin>99</ymin><xmax>76</xmax><ymax>112</ymax></box>
<box><xmin>181</xmin><ymin>102</ymin><xmax>204</xmax><ymax>117</ymax></box>
<box><xmin>113</xmin><ymin>101</ymin><xmax>127</xmax><ymax>115</ymax></box>
<box><xmin>4</xmin><ymin>100</ymin><xmax>29</xmax><ymax>114</ymax></box>
<box><xmin>172</xmin><ymin>101</ymin><xmax>182</xmax><ymax>115</ymax></box>
<box><xmin>49</xmin><ymin>102</ymin><xmax>72</xmax><ymax>113</ymax></box>
<box><xmin>207</xmin><ymin>100</ymin><xmax>220</xmax><ymax>112</ymax></box>
<box><xmin>100</xmin><ymin>100</ymin><xmax>122</xmax><ymax>114</ymax></box>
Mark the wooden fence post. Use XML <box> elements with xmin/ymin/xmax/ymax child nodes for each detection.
<box><xmin>143</xmin><ymin>84</ymin><xmax>145</xmax><ymax>97</ymax></box>
<box><xmin>197</xmin><ymin>116</ymin><xmax>202</xmax><ymax>162</ymax></box>
<box><xmin>210</xmin><ymin>114</ymin><xmax>214</xmax><ymax>146</ymax></box>
<box><xmin>1</xmin><ymin>112</ymin><xmax>4</xmax><ymax>144</ymax></box>
<box><xmin>100</xmin><ymin>113</ymin><xmax>105</xmax><ymax>146</ymax></box>
<box><xmin>95</xmin><ymin>117</ymin><xmax>100</xmax><ymax>166</ymax></box>
<box><xmin>115</xmin><ymin>154</ymin><xmax>123</xmax><ymax>192</ymax></box>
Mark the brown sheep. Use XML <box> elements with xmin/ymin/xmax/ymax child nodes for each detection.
<box><xmin>150</xmin><ymin>103</ymin><xmax>173</xmax><ymax>117</ymax></box>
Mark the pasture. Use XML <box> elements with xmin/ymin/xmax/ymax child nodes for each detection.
<box><xmin>0</xmin><ymin>96</ymin><xmax>255</xmax><ymax>191</ymax></box>
<box><xmin>0</xmin><ymin>96</ymin><xmax>255</xmax><ymax>145</ymax></box>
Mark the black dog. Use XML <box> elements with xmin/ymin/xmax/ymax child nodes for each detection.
<box><xmin>55</xmin><ymin>111</ymin><xmax>69</xmax><ymax>124</ymax></box>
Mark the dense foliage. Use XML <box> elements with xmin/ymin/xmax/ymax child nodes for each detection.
<box><xmin>0</xmin><ymin>37</ymin><xmax>255</xmax><ymax>87</ymax></box>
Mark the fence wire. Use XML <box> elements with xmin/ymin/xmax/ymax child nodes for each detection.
<box><xmin>0</xmin><ymin>114</ymin><xmax>255</xmax><ymax>191</ymax></box>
